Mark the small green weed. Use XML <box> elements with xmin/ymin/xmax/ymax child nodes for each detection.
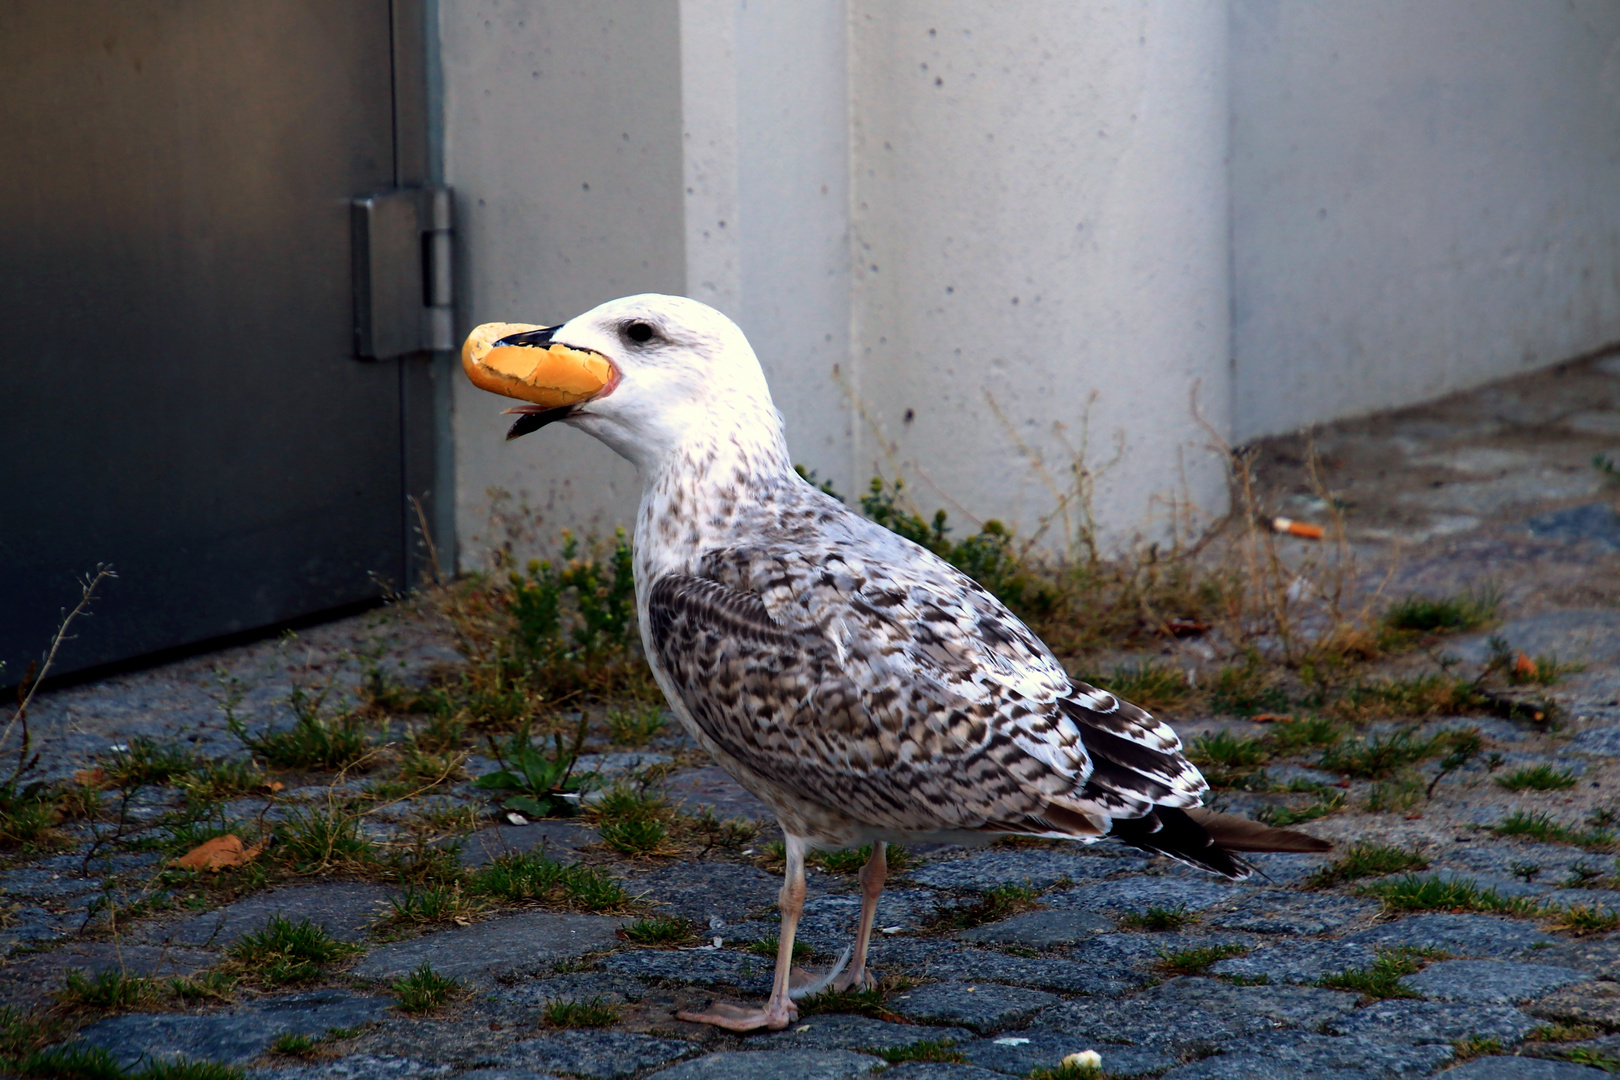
<box><xmin>474</xmin><ymin>722</ymin><xmax>584</xmax><ymax>819</ymax></box>
<box><xmin>599</xmin><ymin>817</ymin><xmax>670</xmax><ymax>856</ymax></box>
<box><xmin>1266</xmin><ymin>715</ymin><xmax>1345</xmax><ymax>752</ymax></box>
<box><xmin>1255</xmin><ymin>790</ymin><xmax>1346</xmax><ymax>827</ymax></box>
<box><xmin>542</xmin><ymin>995</ymin><xmax>619</xmax><ymax>1028</ymax></box>
<box><xmin>469</xmin><ymin>852</ymin><xmax>628</xmax><ymax>911</ymax></box>
<box><xmin>102</xmin><ymin>738</ymin><xmax>197</xmax><ymax>789</ymax></box>
<box><xmin>1316</xmin><ymin>948</ymin><xmax>1435</xmax><ymax>1000</ymax></box>
<box><xmin>1189</xmin><ymin>731</ymin><xmax>1269</xmax><ymax>769</ymax></box>
<box><xmin>1498</xmin><ymin>765</ymin><xmax>1579</xmax><ymax>792</ymax></box>
<box><xmin>809</xmin><ymin>844</ymin><xmax>910</xmax><ymax>875</ymax></box>
<box><xmin>0</xmin><ymin>1005</ymin><xmax>66</xmax><ymax>1065</ymax></box>
<box><xmin>1597</xmin><ymin>454</ymin><xmax>1620</xmax><ymax>483</ymax></box>
<box><xmin>1359</xmin><ymin>874</ymin><xmax>1542</xmax><ymax>917</ymax></box>
<box><xmin>392</xmin><ymin>961</ymin><xmax>460</xmax><ymax>1013</ymax></box>
<box><xmin>606</xmin><ymin>704</ymin><xmax>668</xmax><ymax>746</ymax></box>
<box><xmin>57</xmin><ymin>969</ymin><xmax>158</xmax><ymax>1010</ymax></box>
<box><xmin>1562</xmin><ymin>1047</ymin><xmax>1620</xmax><ymax>1073</ymax></box>
<box><xmin>1494</xmin><ymin>811</ymin><xmax>1617</xmax><ymax>852</ymax></box>
<box><xmin>878</xmin><ymin>1039</ymin><xmax>965</xmax><ymax>1065</ymax></box>
<box><xmin>274</xmin><ymin>807</ymin><xmax>376</xmax><ymax>873</ymax></box>
<box><xmin>1155</xmin><ymin>943</ymin><xmax>1247</xmax><ymax>975</ymax></box>
<box><xmin>1450</xmin><ymin>1036</ymin><xmax>1503</xmax><ymax>1062</ymax></box>
<box><xmin>1319</xmin><ymin>728</ymin><xmax>1476</xmax><ymax>779</ymax></box>
<box><xmin>167</xmin><ymin>972</ymin><xmax>235</xmax><ymax>1003</ymax></box>
<box><xmin>1364</xmin><ymin>776</ymin><xmax>1425</xmax><ymax>814</ymax></box>
<box><xmin>382</xmin><ymin>885</ymin><xmax>485</xmax><ymax>928</ymax></box>
<box><xmin>179</xmin><ymin>759</ymin><xmax>264</xmax><ymax>804</ymax></box>
<box><xmin>798</xmin><ymin>983</ymin><xmax>905</xmax><ymax>1022</ymax></box>
<box><xmin>229</xmin><ymin>680</ymin><xmax>370</xmax><ymax>771</ymax></box>
<box><xmin>0</xmin><ymin>780</ymin><xmax>65</xmax><ymax>852</ymax></box>
<box><xmin>15</xmin><ymin>1042</ymin><xmax>129</xmax><ymax>1080</ymax></box>
<box><xmin>622</xmin><ymin>916</ymin><xmax>696</xmax><ymax>947</ymax></box>
<box><xmin>1208</xmin><ymin>656</ymin><xmax>1290</xmax><ymax>717</ymax></box>
<box><xmin>226</xmin><ymin>914</ymin><xmax>361</xmax><ymax>986</ymax></box>
<box><xmin>927</xmin><ymin>884</ymin><xmax>1042</xmax><ymax>932</ymax></box>
<box><xmin>1530</xmin><ymin>1022</ymin><xmax>1599</xmax><ymax>1043</ymax></box>
<box><xmin>1030</xmin><ymin>1062</ymin><xmax>1104</xmax><ymax>1080</ymax></box>
<box><xmin>268</xmin><ymin>1033</ymin><xmax>318</xmax><ymax>1057</ymax></box>
<box><xmin>1383</xmin><ymin>588</ymin><xmax>1499</xmax><ymax>634</ymax></box>
<box><xmin>1331</xmin><ymin>677</ymin><xmax>1485</xmax><ymax>721</ymax></box>
<box><xmin>1118</xmin><ymin>905</ymin><xmax>1197</xmax><ymax>932</ymax></box>
<box><xmin>1306</xmin><ymin>844</ymin><xmax>1429</xmax><ymax>889</ymax></box>
<box><xmin>1553</xmin><ymin>904</ymin><xmax>1620</xmax><ymax>935</ymax></box>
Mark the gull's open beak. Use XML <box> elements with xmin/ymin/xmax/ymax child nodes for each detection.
<box><xmin>461</xmin><ymin>321</ymin><xmax>618</xmax><ymax>440</ymax></box>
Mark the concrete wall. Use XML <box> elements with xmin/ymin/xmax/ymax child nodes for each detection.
<box><xmin>849</xmin><ymin>2</ymin><xmax>1231</xmax><ymax>548</ymax></box>
<box><xmin>1231</xmin><ymin>1</ymin><xmax>1620</xmax><ymax>441</ymax></box>
<box><xmin>440</xmin><ymin>0</ymin><xmax>683</xmax><ymax>564</ymax></box>
<box><xmin>439</xmin><ymin>0</ymin><xmax>1620</xmax><ymax>563</ymax></box>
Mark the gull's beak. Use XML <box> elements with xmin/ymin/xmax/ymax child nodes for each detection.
<box><xmin>461</xmin><ymin>321</ymin><xmax>617</xmax><ymax>440</ymax></box>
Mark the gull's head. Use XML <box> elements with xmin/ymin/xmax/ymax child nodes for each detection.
<box><xmin>462</xmin><ymin>293</ymin><xmax>783</xmax><ymax>473</ymax></box>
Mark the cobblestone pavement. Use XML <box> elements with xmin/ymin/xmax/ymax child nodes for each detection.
<box><xmin>6</xmin><ymin>353</ymin><xmax>1620</xmax><ymax>1079</ymax></box>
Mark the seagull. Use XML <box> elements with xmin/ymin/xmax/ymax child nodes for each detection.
<box><xmin>461</xmin><ymin>294</ymin><xmax>1330</xmax><ymax>1032</ymax></box>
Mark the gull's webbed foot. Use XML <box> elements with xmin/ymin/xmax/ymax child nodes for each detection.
<box><xmin>676</xmin><ymin>998</ymin><xmax>799</xmax><ymax>1032</ymax></box>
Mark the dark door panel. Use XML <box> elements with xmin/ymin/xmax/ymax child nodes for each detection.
<box><xmin>0</xmin><ymin>1</ymin><xmax>411</xmax><ymax>676</ymax></box>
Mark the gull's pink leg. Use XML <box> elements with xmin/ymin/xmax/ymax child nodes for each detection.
<box><xmin>676</xmin><ymin>834</ymin><xmax>808</xmax><ymax>1032</ymax></box>
<box><xmin>833</xmin><ymin>841</ymin><xmax>886</xmax><ymax>991</ymax></box>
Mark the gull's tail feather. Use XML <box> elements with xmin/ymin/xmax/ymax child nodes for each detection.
<box><xmin>1109</xmin><ymin>805</ymin><xmax>1331</xmax><ymax>880</ymax></box>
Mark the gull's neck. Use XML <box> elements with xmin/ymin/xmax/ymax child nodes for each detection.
<box><xmin>634</xmin><ymin>397</ymin><xmax>801</xmax><ymax>576</ymax></box>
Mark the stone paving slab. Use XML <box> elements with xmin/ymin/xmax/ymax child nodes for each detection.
<box><xmin>1210</xmin><ymin>939</ymin><xmax>1377</xmax><ymax>984</ymax></box>
<box><xmin>880</xmin><ymin>1064</ymin><xmax>1006</xmax><ymax>1080</ymax></box>
<box><xmin>1034</xmin><ymin>977</ymin><xmax>1360</xmax><ymax>1049</ymax></box>
<box><xmin>744</xmin><ymin>1013</ymin><xmax>973</xmax><ymax>1052</ymax></box>
<box><xmin>901</xmin><ymin>848</ymin><xmax>1150</xmax><ymax>890</ymax></box>
<box><xmin>79</xmin><ymin>988</ymin><xmax>391</xmax><ymax>1067</ymax></box>
<box><xmin>1401</xmin><ymin>960</ymin><xmax>1592</xmax><ymax>1004</ymax></box>
<box><xmin>1157</xmin><ymin>1030</ymin><xmax>1455</xmax><ymax>1080</ymax></box>
<box><xmin>143</xmin><ymin>882</ymin><xmax>400</xmax><ymax>947</ymax></box>
<box><xmin>1526</xmin><ymin>979</ymin><xmax>1620</xmax><ymax>1027</ymax></box>
<box><xmin>1325</xmin><ymin>1000</ymin><xmax>1540</xmax><ymax>1045</ymax></box>
<box><xmin>887</xmin><ymin>980</ymin><xmax>1059</xmax><ymax>1031</ymax></box>
<box><xmin>1442</xmin><ymin>1058</ymin><xmax>1611</xmax><ymax>1080</ymax></box>
<box><xmin>352</xmin><ymin>911</ymin><xmax>625</xmax><ymax>983</ymax></box>
<box><xmin>1207</xmin><ymin>891</ymin><xmax>1379</xmax><ymax>935</ymax></box>
<box><xmin>479</xmin><ymin>1031</ymin><xmax>695</xmax><ymax>1079</ymax></box>
<box><xmin>595</xmin><ymin>947</ymin><xmax>776</xmax><ymax>993</ymax></box>
<box><xmin>877</xmin><ymin>938</ymin><xmax>1146</xmax><ymax>994</ymax></box>
<box><xmin>1044</xmin><ymin>876</ymin><xmax>1240</xmax><ymax>914</ymax></box>
<box><xmin>0</xmin><ymin>942</ymin><xmax>217</xmax><ymax>1006</ymax></box>
<box><xmin>250</xmin><ymin>1054</ymin><xmax>454</xmax><ymax>1080</ymax></box>
<box><xmin>958</xmin><ymin>1029</ymin><xmax>1176</xmax><ymax>1077</ymax></box>
<box><xmin>1347</xmin><ymin>914</ymin><xmax>1558</xmax><ymax>958</ymax></box>
<box><xmin>644</xmin><ymin>1049</ymin><xmax>884</xmax><ymax>1080</ymax></box>
<box><xmin>458</xmin><ymin>821</ymin><xmax>598</xmax><ymax>868</ymax></box>
<box><xmin>957</xmin><ymin>907</ymin><xmax>1114</xmax><ymax>947</ymax></box>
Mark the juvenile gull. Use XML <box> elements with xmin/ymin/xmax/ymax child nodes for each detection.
<box><xmin>461</xmin><ymin>294</ymin><xmax>1329</xmax><ymax>1031</ymax></box>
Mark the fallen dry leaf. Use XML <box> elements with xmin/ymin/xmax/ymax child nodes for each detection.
<box><xmin>1514</xmin><ymin>652</ymin><xmax>1538</xmax><ymax>679</ymax></box>
<box><xmin>1251</xmin><ymin>714</ymin><xmax>1294</xmax><ymax>724</ymax></box>
<box><xmin>171</xmin><ymin>834</ymin><xmax>262</xmax><ymax>872</ymax></box>
<box><xmin>72</xmin><ymin>768</ymin><xmax>106</xmax><ymax>788</ymax></box>
<box><xmin>259</xmin><ymin>780</ymin><xmax>285</xmax><ymax>794</ymax></box>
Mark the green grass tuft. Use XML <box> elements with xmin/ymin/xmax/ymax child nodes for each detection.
<box><xmin>1155</xmin><ymin>943</ymin><xmax>1248</xmax><ymax>975</ymax></box>
<box><xmin>381</xmin><ymin>884</ymin><xmax>484</xmax><ymax>928</ymax></box>
<box><xmin>605</xmin><ymin>704</ymin><xmax>667</xmax><ymax>746</ymax></box>
<box><xmin>1553</xmin><ymin>904</ymin><xmax>1620</xmax><ymax>936</ymax></box>
<box><xmin>1118</xmin><ymin>905</ymin><xmax>1198</xmax><ymax>932</ymax></box>
<box><xmin>57</xmin><ymin>969</ymin><xmax>158</xmax><ymax>1011</ymax></box>
<box><xmin>621</xmin><ymin>916</ymin><xmax>696</xmax><ymax>947</ymax></box>
<box><xmin>267</xmin><ymin>1033</ymin><xmax>318</xmax><ymax>1057</ymax></box>
<box><xmin>1306</xmin><ymin>844</ymin><xmax>1429</xmax><ymax>889</ymax></box>
<box><xmin>1359</xmin><ymin>874</ymin><xmax>1542</xmax><ymax>917</ymax></box>
<box><xmin>226</xmin><ymin>914</ymin><xmax>361</xmax><ymax>986</ymax></box>
<box><xmin>927</xmin><ymin>884</ymin><xmax>1043</xmax><ymax>932</ymax></box>
<box><xmin>1383</xmin><ymin>589</ymin><xmax>1499</xmax><ymax>634</ymax></box>
<box><xmin>877</xmin><ymin>1039</ymin><xmax>965</xmax><ymax>1065</ymax></box>
<box><xmin>469</xmin><ymin>852</ymin><xmax>628</xmax><ymax>911</ymax></box>
<box><xmin>1316</xmin><ymin>949</ymin><xmax>1432</xmax><ymax>1000</ymax></box>
<box><xmin>542</xmin><ymin>995</ymin><xmax>619</xmax><ymax>1028</ymax></box>
<box><xmin>392</xmin><ymin>961</ymin><xmax>460</xmax><ymax>1014</ymax></box>
<box><xmin>745</xmin><ymin>935</ymin><xmax>814</xmax><ymax>962</ymax></box>
<box><xmin>1498</xmin><ymin>765</ymin><xmax>1579</xmax><ymax>792</ymax></box>
<box><xmin>1493</xmin><ymin>811</ymin><xmax>1617</xmax><ymax>852</ymax></box>
<box><xmin>229</xmin><ymin>684</ymin><xmax>369</xmax><ymax>771</ymax></box>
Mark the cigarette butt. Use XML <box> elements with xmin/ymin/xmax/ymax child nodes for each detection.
<box><xmin>1270</xmin><ymin>517</ymin><xmax>1324</xmax><ymax>540</ymax></box>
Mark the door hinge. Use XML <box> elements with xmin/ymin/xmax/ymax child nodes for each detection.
<box><xmin>351</xmin><ymin>186</ymin><xmax>454</xmax><ymax>359</ymax></box>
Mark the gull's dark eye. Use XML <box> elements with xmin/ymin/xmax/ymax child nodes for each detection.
<box><xmin>626</xmin><ymin>321</ymin><xmax>655</xmax><ymax>343</ymax></box>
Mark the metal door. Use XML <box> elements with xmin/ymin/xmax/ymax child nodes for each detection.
<box><xmin>0</xmin><ymin>1</ymin><xmax>439</xmax><ymax>679</ymax></box>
